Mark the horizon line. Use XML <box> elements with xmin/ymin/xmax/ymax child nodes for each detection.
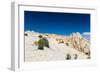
<box><xmin>24</xmin><ymin>30</ymin><xmax>90</xmax><ymax>36</ymax></box>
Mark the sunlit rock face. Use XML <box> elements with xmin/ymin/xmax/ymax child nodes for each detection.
<box><xmin>24</xmin><ymin>31</ymin><xmax>91</xmax><ymax>62</ymax></box>
<box><xmin>69</xmin><ymin>32</ymin><xmax>90</xmax><ymax>56</ymax></box>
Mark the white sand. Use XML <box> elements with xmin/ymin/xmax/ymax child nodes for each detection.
<box><xmin>25</xmin><ymin>32</ymin><xmax>89</xmax><ymax>62</ymax></box>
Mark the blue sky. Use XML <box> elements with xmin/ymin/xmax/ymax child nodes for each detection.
<box><xmin>24</xmin><ymin>11</ymin><xmax>90</xmax><ymax>35</ymax></box>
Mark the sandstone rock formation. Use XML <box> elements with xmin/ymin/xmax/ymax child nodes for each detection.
<box><xmin>24</xmin><ymin>31</ymin><xmax>90</xmax><ymax>61</ymax></box>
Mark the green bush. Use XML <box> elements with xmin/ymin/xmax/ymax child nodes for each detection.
<box><xmin>38</xmin><ymin>39</ymin><xmax>45</xmax><ymax>50</ymax></box>
<box><xmin>42</xmin><ymin>38</ymin><xmax>49</xmax><ymax>48</ymax></box>
<box><xmin>37</xmin><ymin>36</ymin><xmax>50</xmax><ymax>50</ymax></box>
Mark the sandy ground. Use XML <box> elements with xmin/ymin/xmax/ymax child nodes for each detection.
<box><xmin>25</xmin><ymin>33</ymin><xmax>89</xmax><ymax>62</ymax></box>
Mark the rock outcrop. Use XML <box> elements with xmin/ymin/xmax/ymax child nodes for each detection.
<box><xmin>24</xmin><ymin>31</ymin><xmax>90</xmax><ymax>62</ymax></box>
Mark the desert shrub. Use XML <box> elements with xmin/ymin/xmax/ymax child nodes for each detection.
<box><xmin>38</xmin><ymin>39</ymin><xmax>45</xmax><ymax>50</ymax></box>
<box><xmin>85</xmin><ymin>50</ymin><xmax>90</xmax><ymax>56</ymax></box>
<box><xmin>24</xmin><ymin>33</ymin><xmax>28</xmax><ymax>36</ymax></box>
<box><xmin>37</xmin><ymin>35</ymin><xmax>50</xmax><ymax>50</ymax></box>
<box><xmin>85</xmin><ymin>52</ymin><xmax>89</xmax><ymax>55</ymax></box>
<box><xmin>66</xmin><ymin>43</ymin><xmax>69</xmax><ymax>46</ymax></box>
<box><xmin>38</xmin><ymin>35</ymin><xmax>43</xmax><ymax>38</ymax></box>
<box><xmin>43</xmin><ymin>38</ymin><xmax>50</xmax><ymax>48</ymax></box>
<box><xmin>66</xmin><ymin>54</ymin><xmax>71</xmax><ymax>60</ymax></box>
